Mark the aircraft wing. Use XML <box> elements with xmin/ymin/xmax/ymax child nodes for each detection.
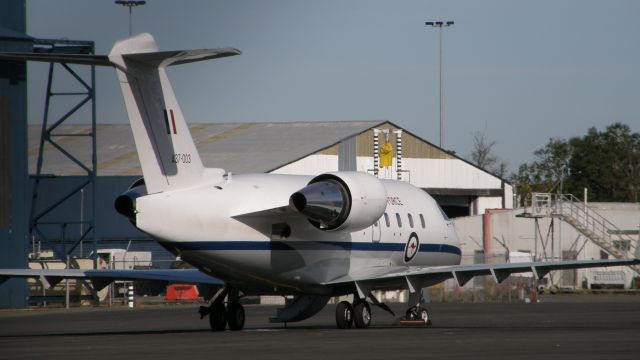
<box><xmin>323</xmin><ymin>258</ymin><xmax>640</xmax><ymax>292</ymax></box>
<box><xmin>0</xmin><ymin>268</ymin><xmax>223</xmax><ymax>291</ymax></box>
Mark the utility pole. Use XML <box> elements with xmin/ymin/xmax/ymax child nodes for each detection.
<box><xmin>115</xmin><ymin>1</ymin><xmax>146</xmax><ymax>36</ymax></box>
<box><xmin>425</xmin><ymin>21</ymin><xmax>454</xmax><ymax>148</ymax></box>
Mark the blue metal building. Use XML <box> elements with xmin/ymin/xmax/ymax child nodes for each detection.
<box><xmin>0</xmin><ymin>0</ymin><xmax>29</xmax><ymax>308</ymax></box>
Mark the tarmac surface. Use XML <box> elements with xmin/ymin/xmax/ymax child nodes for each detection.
<box><xmin>1</xmin><ymin>294</ymin><xmax>639</xmax><ymax>360</ymax></box>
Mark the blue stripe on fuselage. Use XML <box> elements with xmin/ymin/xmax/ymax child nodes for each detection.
<box><xmin>173</xmin><ymin>241</ymin><xmax>461</xmax><ymax>256</ymax></box>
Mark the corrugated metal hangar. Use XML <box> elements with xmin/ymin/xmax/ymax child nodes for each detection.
<box><xmin>29</xmin><ymin>120</ymin><xmax>513</xmax><ymax>218</ymax></box>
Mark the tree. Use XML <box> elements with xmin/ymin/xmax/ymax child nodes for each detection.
<box><xmin>510</xmin><ymin>138</ymin><xmax>571</xmax><ymax>205</ymax></box>
<box><xmin>512</xmin><ymin>123</ymin><xmax>640</xmax><ymax>204</ymax></box>
<box><xmin>469</xmin><ymin>130</ymin><xmax>508</xmax><ymax>178</ymax></box>
<box><xmin>566</xmin><ymin>123</ymin><xmax>640</xmax><ymax>202</ymax></box>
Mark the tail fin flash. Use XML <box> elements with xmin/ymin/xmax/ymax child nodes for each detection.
<box><xmin>108</xmin><ymin>33</ymin><xmax>240</xmax><ymax>193</ymax></box>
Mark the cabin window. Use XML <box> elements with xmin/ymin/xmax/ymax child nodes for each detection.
<box><xmin>395</xmin><ymin>213</ymin><xmax>402</xmax><ymax>228</ymax></box>
<box><xmin>408</xmin><ymin>214</ymin><xmax>414</xmax><ymax>228</ymax></box>
<box><xmin>419</xmin><ymin>214</ymin><xmax>425</xmax><ymax>228</ymax></box>
<box><xmin>384</xmin><ymin>213</ymin><xmax>390</xmax><ymax>227</ymax></box>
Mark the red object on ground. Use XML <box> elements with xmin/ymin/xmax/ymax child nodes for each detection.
<box><xmin>165</xmin><ymin>284</ymin><xmax>199</xmax><ymax>300</ymax></box>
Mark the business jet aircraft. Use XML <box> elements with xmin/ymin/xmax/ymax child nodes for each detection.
<box><xmin>1</xmin><ymin>34</ymin><xmax>638</xmax><ymax>331</ymax></box>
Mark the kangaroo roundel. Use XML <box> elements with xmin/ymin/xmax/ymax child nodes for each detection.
<box><xmin>404</xmin><ymin>232</ymin><xmax>420</xmax><ymax>263</ymax></box>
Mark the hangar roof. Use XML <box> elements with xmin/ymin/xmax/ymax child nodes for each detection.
<box><xmin>28</xmin><ymin>120</ymin><xmax>388</xmax><ymax>176</ymax></box>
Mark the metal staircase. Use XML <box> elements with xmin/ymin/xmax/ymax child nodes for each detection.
<box><xmin>526</xmin><ymin>193</ymin><xmax>640</xmax><ymax>275</ymax></box>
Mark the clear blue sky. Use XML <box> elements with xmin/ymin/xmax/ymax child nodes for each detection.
<box><xmin>26</xmin><ymin>0</ymin><xmax>640</xmax><ymax>173</ymax></box>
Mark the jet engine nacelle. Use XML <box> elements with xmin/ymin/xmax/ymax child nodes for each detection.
<box><xmin>289</xmin><ymin>171</ymin><xmax>387</xmax><ymax>232</ymax></box>
<box><xmin>114</xmin><ymin>178</ymin><xmax>147</xmax><ymax>224</ymax></box>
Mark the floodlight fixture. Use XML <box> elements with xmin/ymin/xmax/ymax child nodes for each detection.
<box><xmin>115</xmin><ymin>1</ymin><xmax>147</xmax><ymax>36</ymax></box>
<box><xmin>424</xmin><ymin>20</ymin><xmax>455</xmax><ymax>148</ymax></box>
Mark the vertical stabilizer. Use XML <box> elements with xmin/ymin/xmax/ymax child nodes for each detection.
<box><xmin>107</xmin><ymin>34</ymin><xmax>239</xmax><ymax>193</ymax></box>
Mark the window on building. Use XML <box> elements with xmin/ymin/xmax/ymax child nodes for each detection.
<box><xmin>396</xmin><ymin>213</ymin><xmax>402</xmax><ymax>228</ymax></box>
<box><xmin>408</xmin><ymin>214</ymin><xmax>414</xmax><ymax>228</ymax></box>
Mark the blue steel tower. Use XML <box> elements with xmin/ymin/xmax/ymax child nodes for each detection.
<box><xmin>0</xmin><ymin>0</ymin><xmax>29</xmax><ymax>308</ymax></box>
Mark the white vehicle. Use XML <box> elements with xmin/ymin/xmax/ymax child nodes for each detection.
<box><xmin>1</xmin><ymin>34</ymin><xmax>638</xmax><ymax>331</ymax></box>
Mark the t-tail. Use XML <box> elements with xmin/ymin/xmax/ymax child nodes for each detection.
<box><xmin>0</xmin><ymin>33</ymin><xmax>241</xmax><ymax>193</ymax></box>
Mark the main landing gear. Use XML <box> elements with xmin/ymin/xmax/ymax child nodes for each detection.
<box><xmin>335</xmin><ymin>300</ymin><xmax>372</xmax><ymax>329</ymax></box>
<box><xmin>199</xmin><ymin>286</ymin><xmax>245</xmax><ymax>331</ymax></box>
<box><xmin>335</xmin><ymin>293</ymin><xmax>391</xmax><ymax>329</ymax></box>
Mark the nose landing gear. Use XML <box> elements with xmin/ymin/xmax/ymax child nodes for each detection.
<box><xmin>403</xmin><ymin>305</ymin><xmax>431</xmax><ymax>325</ymax></box>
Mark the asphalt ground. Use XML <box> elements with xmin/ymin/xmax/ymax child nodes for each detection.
<box><xmin>1</xmin><ymin>294</ymin><xmax>639</xmax><ymax>360</ymax></box>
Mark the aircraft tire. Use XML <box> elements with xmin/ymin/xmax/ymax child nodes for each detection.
<box><xmin>227</xmin><ymin>302</ymin><xmax>245</xmax><ymax>331</ymax></box>
<box><xmin>209</xmin><ymin>302</ymin><xmax>227</xmax><ymax>331</ymax></box>
<box><xmin>406</xmin><ymin>306</ymin><xmax>432</xmax><ymax>325</ymax></box>
<box><xmin>335</xmin><ymin>301</ymin><xmax>353</xmax><ymax>329</ymax></box>
<box><xmin>419</xmin><ymin>308</ymin><xmax>431</xmax><ymax>325</ymax></box>
<box><xmin>353</xmin><ymin>301</ymin><xmax>371</xmax><ymax>329</ymax></box>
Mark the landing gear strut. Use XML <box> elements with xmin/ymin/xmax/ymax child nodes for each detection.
<box><xmin>200</xmin><ymin>286</ymin><xmax>246</xmax><ymax>331</ymax></box>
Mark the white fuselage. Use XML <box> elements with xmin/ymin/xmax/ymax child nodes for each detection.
<box><xmin>135</xmin><ymin>173</ymin><xmax>461</xmax><ymax>295</ymax></box>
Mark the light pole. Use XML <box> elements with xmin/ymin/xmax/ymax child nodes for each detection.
<box><xmin>425</xmin><ymin>21</ymin><xmax>454</xmax><ymax>148</ymax></box>
<box><xmin>115</xmin><ymin>1</ymin><xmax>146</xmax><ymax>36</ymax></box>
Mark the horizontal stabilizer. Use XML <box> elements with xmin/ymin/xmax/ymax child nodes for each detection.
<box><xmin>125</xmin><ymin>48</ymin><xmax>241</xmax><ymax>66</ymax></box>
<box><xmin>0</xmin><ymin>47</ymin><xmax>240</xmax><ymax>68</ymax></box>
<box><xmin>0</xmin><ymin>52</ymin><xmax>112</xmax><ymax>66</ymax></box>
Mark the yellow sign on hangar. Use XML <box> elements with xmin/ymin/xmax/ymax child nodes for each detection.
<box><xmin>379</xmin><ymin>142</ymin><xmax>393</xmax><ymax>168</ymax></box>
